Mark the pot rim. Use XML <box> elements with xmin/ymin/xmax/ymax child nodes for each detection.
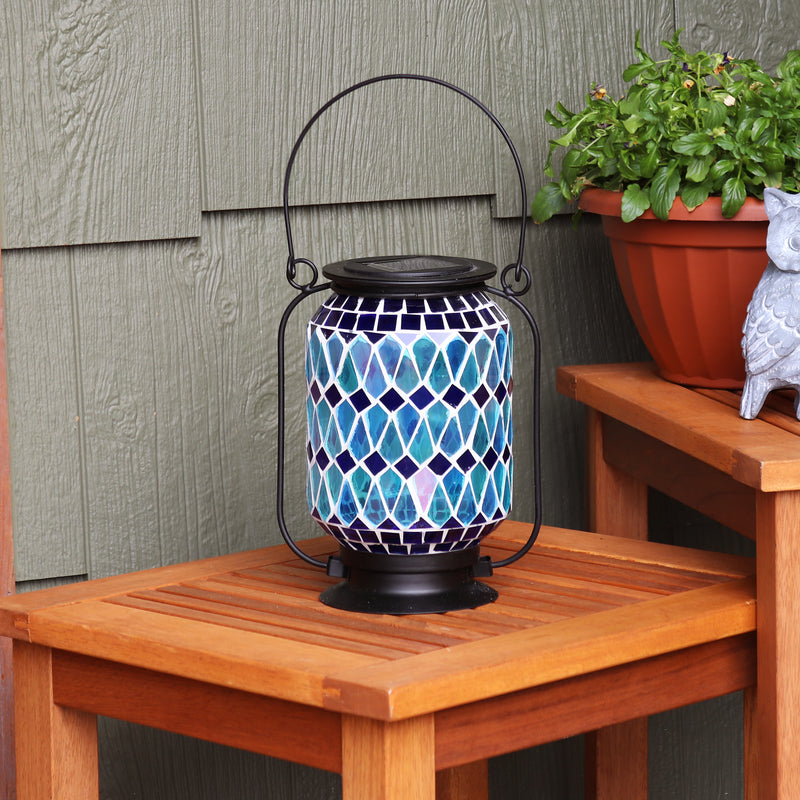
<box><xmin>578</xmin><ymin>186</ymin><xmax>767</xmax><ymax>222</ymax></box>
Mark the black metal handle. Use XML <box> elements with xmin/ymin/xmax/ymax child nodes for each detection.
<box><xmin>282</xmin><ymin>73</ymin><xmax>531</xmax><ymax>295</ymax></box>
<box><xmin>484</xmin><ymin>287</ymin><xmax>542</xmax><ymax>568</ymax></box>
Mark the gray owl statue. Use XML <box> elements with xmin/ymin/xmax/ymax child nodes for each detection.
<box><xmin>740</xmin><ymin>187</ymin><xmax>800</xmax><ymax>419</ymax></box>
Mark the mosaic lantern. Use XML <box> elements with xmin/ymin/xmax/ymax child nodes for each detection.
<box><xmin>277</xmin><ymin>75</ymin><xmax>541</xmax><ymax>614</ymax></box>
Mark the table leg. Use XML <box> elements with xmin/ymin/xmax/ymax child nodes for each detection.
<box><xmin>585</xmin><ymin>409</ymin><xmax>649</xmax><ymax>799</ymax></box>
<box><xmin>13</xmin><ymin>641</ymin><xmax>98</xmax><ymax>800</ymax></box>
<box><xmin>585</xmin><ymin>409</ymin><xmax>648</xmax><ymax>539</ymax></box>
<box><xmin>342</xmin><ymin>714</ymin><xmax>435</xmax><ymax>800</ymax></box>
<box><xmin>435</xmin><ymin>760</ymin><xmax>489</xmax><ymax>800</ymax></box>
<box><xmin>756</xmin><ymin>490</ymin><xmax>800</xmax><ymax>800</ymax></box>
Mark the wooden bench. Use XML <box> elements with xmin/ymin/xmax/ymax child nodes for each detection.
<box><xmin>0</xmin><ymin>520</ymin><xmax>755</xmax><ymax>799</ymax></box>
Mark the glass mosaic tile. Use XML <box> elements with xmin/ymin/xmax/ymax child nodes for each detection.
<box><xmin>306</xmin><ymin>291</ymin><xmax>513</xmax><ymax>555</ymax></box>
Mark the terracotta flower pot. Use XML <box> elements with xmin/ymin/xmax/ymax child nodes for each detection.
<box><xmin>579</xmin><ymin>187</ymin><xmax>769</xmax><ymax>388</ymax></box>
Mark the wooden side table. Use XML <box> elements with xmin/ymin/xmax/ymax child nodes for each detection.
<box><xmin>0</xmin><ymin>521</ymin><xmax>755</xmax><ymax>800</ymax></box>
<box><xmin>558</xmin><ymin>361</ymin><xmax>800</xmax><ymax>800</ymax></box>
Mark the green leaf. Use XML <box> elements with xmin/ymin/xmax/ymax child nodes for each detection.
<box><xmin>639</xmin><ymin>144</ymin><xmax>659</xmax><ymax>178</ymax></box>
<box><xmin>622</xmin><ymin>115</ymin><xmax>645</xmax><ymax>134</ymax></box>
<box><xmin>650</xmin><ymin>165</ymin><xmax>680</xmax><ymax>219</ymax></box>
<box><xmin>721</xmin><ymin>176</ymin><xmax>746</xmax><ymax>217</ymax></box>
<box><xmin>680</xmin><ymin>183</ymin><xmax>710</xmax><ymax>210</ymax></box>
<box><xmin>685</xmin><ymin>156</ymin><xmax>712</xmax><ymax>183</ymax></box>
<box><xmin>672</xmin><ymin>132</ymin><xmax>714</xmax><ymax>156</ymax></box>
<box><xmin>531</xmin><ymin>182</ymin><xmax>568</xmax><ymax>224</ymax></box>
<box><xmin>621</xmin><ymin>185</ymin><xmax>651</xmax><ymax>221</ymax></box>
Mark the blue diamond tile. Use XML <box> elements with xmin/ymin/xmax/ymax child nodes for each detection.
<box><xmin>364</xmin><ymin>451</ymin><xmax>387</xmax><ymax>475</ymax></box>
<box><xmin>379</xmin><ymin>388</ymin><xmax>404</xmax><ymax>411</ymax></box>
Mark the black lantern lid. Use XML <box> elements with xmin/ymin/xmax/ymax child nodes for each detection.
<box><xmin>322</xmin><ymin>255</ymin><xmax>496</xmax><ymax>297</ymax></box>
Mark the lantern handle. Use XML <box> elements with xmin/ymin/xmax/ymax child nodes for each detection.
<box><xmin>282</xmin><ymin>73</ymin><xmax>529</xmax><ymax>292</ymax></box>
<box><xmin>485</xmin><ymin>287</ymin><xmax>542</xmax><ymax>569</ymax></box>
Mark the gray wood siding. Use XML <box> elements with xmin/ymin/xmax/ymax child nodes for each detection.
<box><xmin>197</xmin><ymin>0</ymin><xmax>494</xmax><ymax>211</ymax></box>
<box><xmin>0</xmin><ymin>1</ymin><xmax>777</xmax><ymax>797</ymax></box>
<box><xmin>0</xmin><ymin>0</ymin><xmax>201</xmax><ymax>248</ymax></box>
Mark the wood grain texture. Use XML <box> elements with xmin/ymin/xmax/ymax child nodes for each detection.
<box><xmin>488</xmin><ymin>0</ymin><xmax>674</xmax><ymax>217</ymax></box>
<box><xmin>342</xmin><ymin>715</ymin><xmax>435</xmax><ymax>800</ymax></box>
<box><xmin>2</xmin><ymin>249</ymin><xmax>86</xmax><ymax>582</ymax></box>
<box><xmin>197</xmin><ymin>0</ymin><xmax>493</xmax><ymax>212</ymax></box>
<box><xmin>675</xmin><ymin>0</ymin><xmax>800</xmax><ymax>73</ymax></box>
<box><xmin>0</xmin><ymin>0</ymin><xmax>200</xmax><ymax>248</ymax></box>
<box><xmin>755</xmin><ymin>490</ymin><xmax>800</xmax><ymax>799</ymax></box>
<box><xmin>13</xmin><ymin>642</ymin><xmax>98</xmax><ymax>800</ymax></box>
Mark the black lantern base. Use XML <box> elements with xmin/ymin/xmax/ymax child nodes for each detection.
<box><xmin>321</xmin><ymin>546</ymin><xmax>497</xmax><ymax>615</ymax></box>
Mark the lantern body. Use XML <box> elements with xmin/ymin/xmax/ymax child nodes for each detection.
<box><xmin>305</xmin><ymin>287</ymin><xmax>513</xmax><ymax>556</ymax></box>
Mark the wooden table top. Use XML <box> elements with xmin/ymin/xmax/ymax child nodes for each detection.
<box><xmin>0</xmin><ymin>521</ymin><xmax>755</xmax><ymax>722</ymax></box>
<box><xmin>558</xmin><ymin>362</ymin><xmax>800</xmax><ymax>492</ymax></box>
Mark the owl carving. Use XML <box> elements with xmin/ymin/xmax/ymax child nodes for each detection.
<box><xmin>740</xmin><ymin>188</ymin><xmax>800</xmax><ymax>419</ymax></box>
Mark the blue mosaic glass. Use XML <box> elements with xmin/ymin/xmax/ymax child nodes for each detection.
<box><xmin>305</xmin><ymin>291</ymin><xmax>513</xmax><ymax>555</ymax></box>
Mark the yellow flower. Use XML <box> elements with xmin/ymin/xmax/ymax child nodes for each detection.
<box><xmin>590</xmin><ymin>85</ymin><xmax>608</xmax><ymax>100</ymax></box>
<box><xmin>682</xmin><ymin>79</ymin><xmax>695</xmax><ymax>89</ymax></box>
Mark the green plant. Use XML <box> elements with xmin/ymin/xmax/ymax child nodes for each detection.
<box><xmin>531</xmin><ymin>31</ymin><xmax>800</xmax><ymax>222</ymax></box>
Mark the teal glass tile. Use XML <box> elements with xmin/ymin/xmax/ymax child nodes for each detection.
<box><xmin>327</xmin><ymin>334</ymin><xmax>344</xmax><ymax>374</ymax></box>
<box><xmin>458</xmin><ymin>352</ymin><xmax>480</xmax><ymax>393</ymax></box>
<box><xmin>335</xmin><ymin>400</ymin><xmax>356</xmax><ymax>442</ymax></box>
<box><xmin>337</xmin><ymin>481</ymin><xmax>359</xmax><ymax>525</ymax></box>
<box><xmin>470</xmin><ymin>462</ymin><xmax>488</xmax><ymax>503</ymax></box>
<box><xmin>350</xmin><ymin>336</ymin><xmax>372</xmax><ymax>374</ymax></box>
<box><xmin>409</xmin><ymin>422</ymin><xmax>434</xmax><ymax>464</ymax></box>
<box><xmin>325</xmin><ymin>463</ymin><xmax>343</xmax><ymax>504</ymax></box>
<box><xmin>350</xmin><ymin>466</ymin><xmax>372</xmax><ymax>505</ymax></box>
<box><xmin>443</xmin><ymin>467</ymin><xmax>464</xmax><ymax>506</ymax></box>
<box><xmin>337</xmin><ymin>352</ymin><xmax>360</xmax><ymax>394</ymax></box>
<box><xmin>486</xmin><ymin>349</ymin><xmax>501</xmax><ymax>390</ymax></box>
<box><xmin>458</xmin><ymin>400</ymin><xmax>478</xmax><ymax>439</ymax></box>
<box><xmin>364</xmin><ymin>483</ymin><xmax>388</xmax><ymax>526</ymax></box>
<box><xmin>396</xmin><ymin>404</ymin><xmax>421</xmax><ymax>447</ymax></box>
<box><xmin>474</xmin><ymin>334</ymin><xmax>492</xmax><ymax>379</ymax></box>
<box><xmin>394</xmin><ymin>353</ymin><xmax>421</xmax><ymax>393</ymax></box>
<box><xmin>472</xmin><ymin>416</ymin><xmax>490</xmax><ymax>456</ymax></box>
<box><xmin>412</xmin><ymin>337</ymin><xmax>436</xmax><ymax>378</ymax></box>
<box><xmin>365</xmin><ymin>353</ymin><xmax>388</xmax><ymax>398</ymax></box>
<box><xmin>428</xmin><ymin>484</ymin><xmax>452</xmax><ymax>526</ymax></box>
<box><xmin>456</xmin><ymin>484</ymin><xmax>477</xmax><ymax>524</ymax></box>
<box><xmin>481</xmin><ymin>477</ymin><xmax>498</xmax><ymax>518</ymax></box>
<box><xmin>379</xmin><ymin>421</ymin><xmax>404</xmax><ymax>463</ymax></box>
<box><xmin>426</xmin><ymin>400</ymin><xmax>450</xmax><ymax>444</ymax></box>
<box><xmin>440</xmin><ymin>418</ymin><xmax>463</xmax><ymax>457</ymax></box>
<box><xmin>316</xmin><ymin>399</ymin><xmax>332</xmax><ymax>443</ymax></box>
<box><xmin>446</xmin><ymin>338</ymin><xmax>467</xmax><ymax>376</ymax></box>
<box><xmin>316</xmin><ymin>480</ymin><xmax>331</xmax><ymax>519</ymax></box>
<box><xmin>377</xmin><ymin>336</ymin><xmax>402</xmax><ymax>378</ymax></box>
<box><xmin>366</xmin><ymin>404</ymin><xmax>389</xmax><ymax>447</ymax></box>
<box><xmin>394</xmin><ymin>484</ymin><xmax>419</xmax><ymax>528</ymax></box>
<box><xmin>429</xmin><ymin>350</ymin><xmax>452</xmax><ymax>394</ymax></box>
<box><xmin>349</xmin><ymin>418</ymin><xmax>371</xmax><ymax>460</ymax></box>
<box><xmin>379</xmin><ymin>468</ymin><xmax>403</xmax><ymax>510</ymax></box>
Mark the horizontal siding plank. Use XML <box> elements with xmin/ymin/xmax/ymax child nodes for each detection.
<box><xmin>488</xmin><ymin>2</ymin><xmax>674</xmax><ymax>217</ymax></box>
<box><xmin>0</xmin><ymin>0</ymin><xmax>200</xmax><ymax>248</ymax></box>
<box><xmin>197</xmin><ymin>0</ymin><xmax>493</xmax><ymax>211</ymax></box>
